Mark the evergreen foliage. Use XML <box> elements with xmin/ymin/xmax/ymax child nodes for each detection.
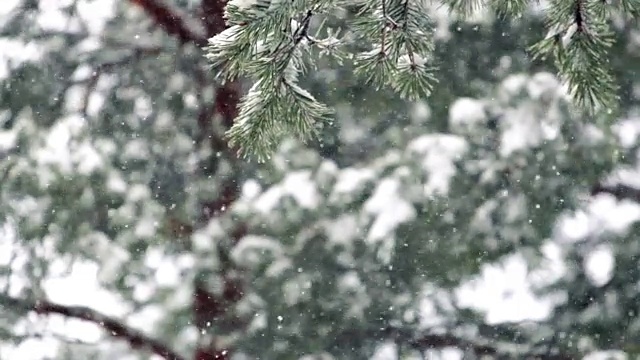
<box><xmin>206</xmin><ymin>0</ymin><xmax>637</xmax><ymax>159</ymax></box>
<box><xmin>2</xmin><ymin>1</ymin><xmax>640</xmax><ymax>360</ymax></box>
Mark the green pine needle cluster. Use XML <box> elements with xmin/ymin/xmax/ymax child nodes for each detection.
<box><xmin>528</xmin><ymin>0</ymin><xmax>620</xmax><ymax>111</ymax></box>
<box><xmin>205</xmin><ymin>0</ymin><xmax>637</xmax><ymax>160</ymax></box>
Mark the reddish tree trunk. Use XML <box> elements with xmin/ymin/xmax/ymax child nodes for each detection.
<box><xmin>192</xmin><ymin>0</ymin><xmax>245</xmax><ymax>358</ymax></box>
<box><xmin>127</xmin><ymin>1</ymin><xmax>244</xmax><ymax>359</ymax></box>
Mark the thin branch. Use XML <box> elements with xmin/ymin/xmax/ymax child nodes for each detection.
<box><xmin>72</xmin><ymin>46</ymin><xmax>163</xmax><ymax>84</ymax></box>
<box><xmin>409</xmin><ymin>333</ymin><xmax>576</xmax><ymax>359</ymax></box>
<box><xmin>128</xmin><ymin>0</ymin><xmax>208</xmax><ymax>46</ymax></box>
<box><xmin>591</xmin><ymin>183</ymin><xmax>640</xmax><ymax>203</ymax></box>
<box><xmin>75</xmin><ymin>46</ymin><xmax>163</xmax><ymax>116</ymax></box>
<box><xmin>334</xmin><ymin>327</ymin><xmax>577</xmax><ymax>360</ymax></box>
<box><xmin>0</xmin><ymin>294</ymin><xmax>186</xmax><ymax>360</ymax></box>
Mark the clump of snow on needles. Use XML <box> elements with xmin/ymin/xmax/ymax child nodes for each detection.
<box><xmin>364</xmin><ymin>178</ymin><xmax>416</xmax><ymax>244</ymax></box>
<box><xmin>254</xmin><ymin>170</ymin><xmax>319</xmax><ymax>213</ymax></box>
<box><xmin>333</xmin><ymin>168</ymin><xmax>375</xmax><ymax>195</ymax></box>
<box><xmin>526</xmin><ymin>72</ymin><xmax>564</xmax><ymax>100</ymax></box>
<box><xmin>228</xmin><ymin>0</ymin><xmax>257</xmax><ymax>10</ymax></box>
<box><xmin>231</xmin><ymin>235</ymin><xmax>284</xmax><ymax>269</ymax></box>
<box><xmin>498</xmin><ymin>73</ymin><xmax>529</xmax><ymax>100</ymax></box>
<box><xmin>456</xmin><ymin>253</ymin><xmax>556</xmax><ymax>324</ymax></box>
<box><xmin>407</xmin><ymin>134</ymin><xmax>468</xmax><ymax>195</ymax></box>
<box><xmin>449</xmin><ymin>97</ymin><xmax>486</xmax><ymax>132</ymax></box>
<box><xmin>584</xmin><ymin>244</ymin><xmax>615</xmax><ymax>287</ymax></box>
<box><xmin>490</xmin><ymin>72</ymin><xmax>567</xmax><ymax>156</ymax></box>
<box><xmin>499</xmin><ymin>102</ymin><xmax>555</xmax><ymax>156</ymax></box>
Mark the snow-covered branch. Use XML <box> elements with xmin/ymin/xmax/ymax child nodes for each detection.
<box><xmin>591</xmin><ymin>183</ymin><xmax>640</xmax><ymax>203</ymax></box>
<box><xmin>0</xmin><ymin>294</ymin><xmax>186</xmax><ymax>360</ymax></box>
<box><xmin>335</xmin><ymin>326</ymin><xmax>577</xmax><ymax>359</ymax></box>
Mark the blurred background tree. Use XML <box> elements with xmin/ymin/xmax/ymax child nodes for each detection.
<box><xmin>1</xmin><ymin>1</ymin><xmax>640</xmax><ymax>360</ymax></box>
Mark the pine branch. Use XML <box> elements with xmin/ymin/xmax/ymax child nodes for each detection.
<box><xmin>529</xmin><ymin>0</ymin><xmax>617</xmax><ymax>111</ymax></box>
<box><xmin>0</xmin><ymin>294</ymin><xmax>185</xmax><ymax>360</ymax></box>
<box><xmin>128</xmin><ymin>0</ymin><xmax>208</xmax><ymax>46</ymax></box>
<box><xmin>591</xmin><ymin>183</ymin><xmax>640</xmax><ymax>202</ymax></box>
<box><xmin>200</xmin><ymin>0</ymin><xmax>637</xmax><ymax>159</ymax></box>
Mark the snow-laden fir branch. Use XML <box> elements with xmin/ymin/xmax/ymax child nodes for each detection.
<box><xmin>204</xmin><ymin>0</ymin><xmax>635</xmax><ymax>160</ymax></box>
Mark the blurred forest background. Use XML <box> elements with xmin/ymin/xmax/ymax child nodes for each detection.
<box><xmin>1</xmin><ymin>0</ymin><xmax>640</xmax><ymax>359</ymax></box>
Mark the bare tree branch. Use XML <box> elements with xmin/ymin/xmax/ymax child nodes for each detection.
<box><xmin>0</xmin><ymin>294</ymin><xmax>186</xmax><ymax>360</ymax></box>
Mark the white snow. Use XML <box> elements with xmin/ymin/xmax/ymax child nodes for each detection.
<box><xmin>584</xmin><ymin>245</ymin><xmax>615</xmax><ymax>287</ymax></box>
<box><xmin>127</xmin><ymin>304</ymin><xmax>164</xmax><ymax>334</ymax></box>
<box><xmin>407</xmin><ymin>134</ymin><xmax>468</xmax><ymax>195</ymax></box>
<box><xmin>456</xmin><ymin>252</ymin><xmax>557</xmax><ymax>324</ymax></box>
<box><xmin>207</xmin><ymin>25</ymin><xmax>242</xmax><ymax>47</ymax></box>
<box><xmin>560</xmin><ymin>196</ymin><xmax>640</xmax><ymax>242</ymax></box>
<box><xmin>499</xmin><ymin>73</ymin><xmax>528</xmax><ymax>98</ymax></box>
<box><xmin>91</xmin><ymin>233</ymin><xmax>131</xmax><ymax>283</ymax></box>
<box><xmin>155</xmin><ymin>264</ymin><xmax>182</xmax><ymax>288</ymax></box>
<box><xmin>228</xmin><ymin>0</ymin><xmax>258</xmax><ymax>10</ymax></box>
<box><xmin>584</xmin><ymin>351</ymin><xmax>627</xmax><ymax>360</ymax></box>
<box><xmin>370</xmin><ymin>343</ymin><xmax>397</xmax><ymax>360</ymax></box>
<box><xmin>122</xmin><ymin>138</ymin><xmax>150</xmax><ymax>161</ymax></box>
<box><xmin>44</xmin><ymin>261</ymin><xmax>130</xmax><ymax>318</ymax></box>
<box><xmin>75</xmin><ymin>141</ymin><xmax>104</xmax><ymax>174</ymax></box>
<box><xmin>590</xmin><ymin>195</ymin><xmax>640</xmax><ymax>233</ymax></box>
<box><xmin>499</xmin><ymin>103</ymin><xmax>545</xmax><ymax>156</ymax></box>
<box><xmin>2</xmin><ymin>1</ymin><xmax>640</xmax><ymax>360</ymax></box>
<box><xmin>134</xmin><ymin>217</ymin><xmax>157</xmax><ymax>238</ymax></box>
<box><xmin>332</xmin><ymin>168</ymin><xmax>375</xmax><ymax>195</ymax></box>
<box><xmin>128</xmin><ymin>183</ymin><xmax>151</xmax><ymax>202</ymax></box>
<box><xmin>0</xmin><ymin>337</ymin><xmax>60</xmax><ymax>360</ymax></box>
<box><xmin>410</xmin><ymin>101</ymin><xmax>431</xmax><ymax>123</ymax></box>
<box><xmin>496</xmin><ymin>72</ymin><xmax>567</xmax><ymax>156</ymax></box>
<box><xmin>364</xmin><ymin>178</ymin><xmax>416</xmax><ymax>243</ymax></box>
<box><xmin>324</xmin><ymin>214</ymin><xmax>359</xmax><ymax>245</ymax></box>
<box><xmin>230</xmin><ymin>235</ymin><xmax>284</xmax><ymax>268</ymax></box>
<box><xmin>37</xmin><ymin>0</ymin><xmax>113</xmax><ymax>34</ymax></box>
<box><xmin>614</xmin><ymin>117</ymin><xmax>640</xmax><ymax>147</ymax></box>
<box><xmin>282</xmin><ymin>273</ymin><xmax>311</xmax><ymax>305</ymax></box>
<box><xmin>526</xmin><ymin>72</ymin><xmax>561</xmax><ymax>100</ymax></box>
<box><xmin>241</xmin><ymin>179</ymin><xmax>262</xmax><ymax>200</ymax></box>
<box><xmin>448</xmin><ymin>97</ymin><xmax>486</xmax><ymax>130</ymax></box>
<box><xmin>397</xmin><ymin>53</ymin><xmax>427</xmax><ymax>68</ymax></box>
<box><xmin>0</xmin><ymin>122</ymin><xmax>16</xmax><ymax>152</ymax></box>
<box><xmin>34</xmin><ymin>117</ymin><xmax>76</xmax><ymax>174</ymax></box>
<box><xmin>611</xmin><ymin>167</ymin><xmax>640</xmax><ymax>189</ymax></box>
<box><xmin>106</xmin><ymin>171</ymin><xmax>127</xmax><ymax>194</ymax></box>
<box><xmin>254</xmin><ymin>170</ymin><xmax>319</xmax><ymax>212</ymax></box>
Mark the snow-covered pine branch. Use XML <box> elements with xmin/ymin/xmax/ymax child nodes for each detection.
<box><xmin>205</xmin><ymin>0</ymin><xmax>630</xmax><ymax>160</ymax></box>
